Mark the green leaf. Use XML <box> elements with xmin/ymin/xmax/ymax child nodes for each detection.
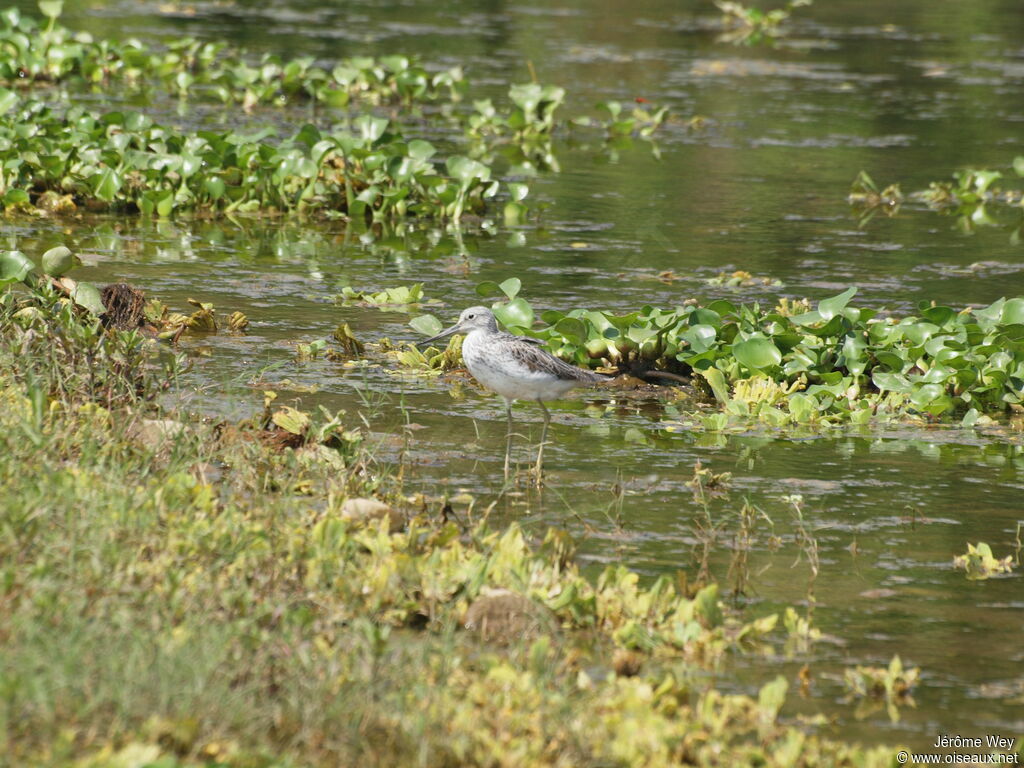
<box><xmin>507</xmin><ymin>182</ymin><xmax>529</xmax><ymax>202</ymax></box>
<box><xmin>818</xmin><ymin>287</ymin><xmax>857</xmax><ymax>320</ymax></box>
<box><xmin>681</xmin><ymin>324</ymin><xmax>717</xmax><ymax>354</ymax></box>
<box><xmin>758</xmin><ymin>675</ymin><xmax>788</xmax><ymax>721</ymax></box>
<box><xmin>1000</xmin><ymin>297</ymin><xmax>1024</xmax><ymax>325</ymax></box>
<box><xmin>0</xmin><ymin>87</ymin><xmax>18</xmax><ymax>115</ymax></box>
<box><xmin>475</xmin><ymin>281</ymin><xmax>502</xmax><ymax>298</ymax></box>
<box><xmin>493</xmin><ymin>298</ymin><xmax>533</xmax><ymax>329</ymax></box>
<box><xmin>732</xmin><ymin>337</ymin><xmax>782</xmax><ymax>370</ymax></box>
<box><xmin>553</xmin><ymin>317</ymin><xmax>586</xmax><ymax>345</ymax></box>
<box><xmin>354</xmin><ymin>115</ymin><xmax>389</xmax><ymax>142</ymax></box>
<box><xmin>91</xmin><ymin>168</ymin><xmax>122</xmax><ymax>202</ymax></box>
<box><xmin>874</xmin><ymin>351</ymin><xmax>904</xmax><ymax>370</ymax></box>
<box><xmin>699</xmin><ymin>368</ymin><xmax>730</xmax><ymax>405</ymax></box>
<box><xmin>409</xmin><ymin>314</ymin><xmax>443</xmax><ymax>336</ymax></box>
<box><xmin>272</xmin><ymin>406</ymin><xmax>310</xmax><ymax>435</ymax></box>
<box><xmin>3</xmin><ymin>189</ymin><xmax>30</xmax><ymax>207</ymax></box>
<box><xmin>0</xmin><ymin>250</ymin><xmax>36</xmax><ymax>286</ymax></box>
<box><xmin>498</xmin><ymin>277</ymin><xmax>521</xmax><ymax>300</ymax></box>
<box><xmin>204</xmin><ymin>177</ymin><xmax>226</xmax><ymax>201</ymax></box>
<box><xmin>446</xmin><ymin>155</ymin><xmax>489</xmax><ymax>186</ymax></box>
<box><xmin>909</xmin><ymin>383</ymin><xmax>946</xmax><ymax>408</ymax></box>
<box><xmin>156</xmin><ymin>191</ymin><xmax>174</xmax><ymax>217</ymax></box>
<box><xmin>920</xmin><ymin>304</ymin><xmax>956</xmax><ymax>326</ymax></box>
<box><xmin>71</xmin><ymin>280</ymin><xmax>106</xmax><ymax>316</ymax></box>
<box><xmin>38</xmin><ymin>0</ymin><xmax>63</xmax><ymax>20</ymax></box>
<box><xmin>872</xmin><ymin>370</ymin><xmax>910</xmax><ymax>393</ymax></box>
<box><xmin>407</xmin><ymin>140</ymin><xmax>436</xmax><ymax>160</ymax></box>
<box><xmin>41</xmin><ymin>246</ymin><xmax>80</xmax><ymax>277</ymax></box>
<box><xmin>693</xmin><ymin>583</ymin><xmax>722</xmax><ymax>627</ymax></box>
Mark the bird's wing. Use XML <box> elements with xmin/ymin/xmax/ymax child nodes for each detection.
<box><xmin>499</xmin><ymin>333</ymin><xmax>607</xmax><ymax>384</ymax></box>
<box><xmin>512</xmin><ymin>334</ymin><xmax>545</xmax><ymax>345</ymax></box>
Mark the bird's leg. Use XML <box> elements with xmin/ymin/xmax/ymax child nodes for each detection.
<box><xmin>503</xmin><ymin>398</ymin><xmax>514</xmax><ymax>481</ymax></box>
<box><xmin>533</xmin><ymin>400</ymin><xmax>550</xmax><ymax>484</ymax></box>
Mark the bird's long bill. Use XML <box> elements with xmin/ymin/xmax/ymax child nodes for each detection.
<box><xmin>419</xmin><ymin>322</ymin><xmax>462</xmax><ymax>346</ymax></box>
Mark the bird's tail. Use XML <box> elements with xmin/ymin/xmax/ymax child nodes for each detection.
<box><xmin>582</xmin><ymin>369</ymin><xmax>614</xmax><ymax>385</ymax></box>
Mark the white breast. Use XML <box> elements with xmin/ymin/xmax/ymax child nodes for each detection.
<box><xmin>462</xmin><ymin>330</ymin><xmax>580</xmax><ymax>403</ymax></box>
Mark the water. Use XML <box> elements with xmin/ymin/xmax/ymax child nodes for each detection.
<box><xmin>11</xmin><ymin>0</ymin><xmax>1024</xmax><ymax>750</ymax></box>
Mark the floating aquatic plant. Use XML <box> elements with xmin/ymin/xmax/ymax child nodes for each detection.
<box><xmin>851</xmin><ymin>160</ymin><xmax>1024</xmax><ymax>242</ymax></box>
<box><xmin>334</xmin><ymin>283</ymin><xmax>439</xmax><ymax>309</ymax></box>
<box><xmin>953</xmin><ymin>542</ymin><xmax>1015</xmax><ymax>580</ymax></box>
<box><xmin>843</xmin><ymin>655</ymin><xmax>919</xmax><ymax>723</ymax></box>
<box><xmin>0</xmin><ymin>3</ymin><xmax>466</xmax><ymax>110</ymax></box>
<box><xmin>0</xmin><ymin>94</ymin><xmax>515</xmax><ymax>222</ymax></box>
<box><xmin>714</xmin><ymin>0</ymin><xmax>814</xmax><ymax>45</ymax></box>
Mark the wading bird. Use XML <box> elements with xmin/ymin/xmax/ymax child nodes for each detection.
<box><xmin>420</xmin><ymin>306</ymin><xmax>607</xmax><ymax>481</ymax></box>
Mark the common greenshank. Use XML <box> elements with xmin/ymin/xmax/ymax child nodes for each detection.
<box><xmin>421</xmin><ymin>306</ymin><xmax>607</xmax><ymax>480</ymax></box>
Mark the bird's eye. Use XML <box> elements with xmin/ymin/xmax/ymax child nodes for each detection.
<box><xmin>467</xmin><ymin>313</ymin><xmax>475</xmax><ymax>319</ymax></box>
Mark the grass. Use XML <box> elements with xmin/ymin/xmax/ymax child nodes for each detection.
<box><xmin>0</xmin><ymin>287</ymin><xmax>900</xmax><ymax>767</ymax></box>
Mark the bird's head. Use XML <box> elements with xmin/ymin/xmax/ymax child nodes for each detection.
<box><xmin>419</xmin><ymin>305</ymin><xmax>497</xmax><ymax>344</ymax></box>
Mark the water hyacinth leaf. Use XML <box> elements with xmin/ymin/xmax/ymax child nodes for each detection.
<box><xmin>997</xmin><ymin>324</ymin><xmax>1024</xmax><ymax>343</ymax></box>
<box><xmin>493</xmin><ymin>297</ymin><xmax>534</xmax><ymax>329</ymax></box>
<box><xmin>446</xmin><ymin>155</ymin><xmax>489</xmax><ymax>186</ymax></box>
<box><xmin>910</xmin><ymin>383</ymin><xmax>946</xmax><ymax>408</ymax></box>
<box><xmin>272</xmin><ymin>406</ymin><xmax>310</xmax><ymax>436</ymax></box>
<box><xmin>758</xmin><ymin>676</ymin><xmax>789</xmax><ymax>721</ymax></box>
<box><xmin>156</xmin><ymin>191</ymin><xmax>175</xmax><ymax>217</ymax></box>
<box><xmin>3</xmin><ymin>189</ymin><xmax>30</xmax><ymax>207</ymax></box>
<box><xmin>39</xmin><ymin>0</ymin><xmax>63</xmax><ymax>19</ymax></box>
<box><xmin>705</xmin><ymin>299</ymin><xmax>737</xmax><ymax>317</ymax></box>
<box><xmin>693</xmin><ymin>583</ymin><xmax>722</xmax><ymax>627</ymax></box>
<box><xmin>681</xmin><ymin>324</ymin><xmax>717</xmax><ymax>354</ymax></box>
<box><xmin>802</xmin><ymin>314</ymin><xmax>847</xmax><ymax>338</ymax></box>
<box><xmin>874</xmin><ymin>350</ymin><xmax>904</xmax><ymax>370</ymax></box>
<box><xmin>71</xmin><ymin>280</ymin><xmax>106</xmax><ymax>316</ymax></box>
<box><xmin>498</xmin><ymin>277</ymin><xmax>521</xmax><ymax>300</ymax></box>
<box><xmin>510</xmin><ymin>83</ymin><xmax>542</xmax><ymax>115</ymax></box>
<box><xmin>406</xmin><ymin>139</ymin><xmax>436</xmax><ymax>160</ymax></box>
<box><xmin>961</xmin><ymin>408</ymin><xmax>981</xmax><ymax>428</ymax></box>
<box><xmin>354</xmin><ymin>115</ymin><xmax>388</xmax><ymax>142</ymax></box>
<box><xmin>818</xmin><ymin>287</ymin><xmax>857</xmax><ymax>320</ymax></box>
<box><xmin>475</xmin><ymin>281</ymin><xmax>502</xmax><ymax>298</ymax></box>
<box><xmin>872</xmin><ymin>370</ymin><xmax>910</xmax><ymax>393</ymax></box>
<box><xmin>919</xmin><ymin>304</ymin><xmax>957</xmax><ymax>326</ymax></box>
<box><xmin>788</xmin><ymin>393</ymin><xmax>816</xmax><ymax>422</ymax></box>
<box><xmin>971</xmin><ymin>170</ymin><xmax>1001</xmax><ymax>194</ymax></box>
<box><xmin>699</xmin><ymin>368</ymin><xmax>730</xmax><ymax>405</ymax></box>
<box><xmin>627</xmin><ymin>326</ymin><xmax>658</xmax><ymax>345</ymax></box>
<box><xmin>205</xmin><ymin>177</ymin><xmax>226</xmax><ymax>201</ymax></box>
<box><xmin>732</xmin><ymin>337</ymin><xmax>782</xmax><ymax>370</ymax></box>
<box><xmin>1001</xmin><ymin>298</ymin><xmax>1024</xmax><ymax>325</ymax></box>
<box><xmin>91</xmin><ymin>168</ymin><xmax>122</xmax><ymax>202</ymax></box>
<box><xmin>553</xmin><ymin>317</ymin><xmax>586</xmax><ymax>345</ymax></box>
<box><xmin>0</xmin><ymin>250</ymin><xmax>35</xmax><ymax>286</ymax></box>
<box><xmin>41</xmin><ymin>246</ymin><xmax>79</xmax><ymax>277</ymax></box>
<box><xmin>921</xmin><ymin>365</ymin><xmax>953</xmax><ymax>384</ymax></box>
<box><xmin>543</xmin><ymin>309</ymin><xmax>568</xmax><ymax>326</ymax></box>
<box><xmin>689</xmin><ymin>308</ymin><xmax>722</xmax><ymax>328</ymax></box>
<box><xmin>380</xmin><ymin>55</ymin><xmax>408</xmax><ymax>73</ymax></box>
<box><xmin>409</xmin><ymin>314</ymin><xmax>443</xmax><ymax>337</ymax></box>
<box><xmin>0</xmin><ymin>87</ymin><xmax>18</xmax><ymax>115</ymax></box>
<box><xmin>953</xmin><ymin>542</ymin><xmax>1014</xmax><ymax>580</ymax></box>
<box><xmin>507</xmin><ymin>182</ymin><xmax>529</xmax><ymax>202</ymax></box>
